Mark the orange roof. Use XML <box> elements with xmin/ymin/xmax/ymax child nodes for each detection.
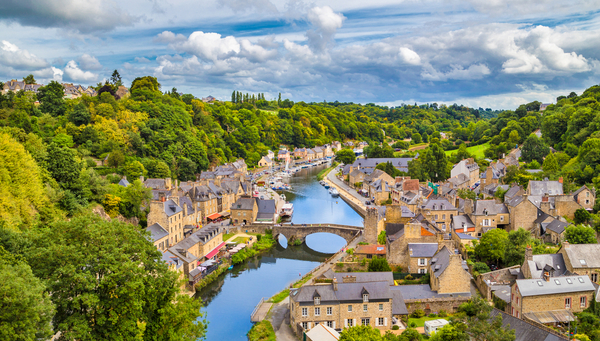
<box><xmin>421</xmin><ymin>227</ymin><xmax>435</xmax><ymax>236</ymax></box>
<box><xmin>403</xmin><ymin>179</ymin><xmax>420</xmax><ymax>192</ymax></box>
<box><xmin>355</xmin><ymin>244</ymin><xmax>386</xmax><ymax>255</ymax></box>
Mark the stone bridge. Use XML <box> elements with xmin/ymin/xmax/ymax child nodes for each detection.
<box><xmin>241</xmin><ymin>223</ymin><xmax>362</xmax><ymax>244</ymax></box>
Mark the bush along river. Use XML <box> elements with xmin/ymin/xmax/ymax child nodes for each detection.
<box><xmin>196</xmin><ymin>164</ymin><xmax>363</xmax><ymax>340</ymax></box>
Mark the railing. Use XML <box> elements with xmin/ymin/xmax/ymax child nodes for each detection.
<box><xmin>250</xmin><ymin>297</ymin><xmax>269</xmax><ymax>322</ymax></box>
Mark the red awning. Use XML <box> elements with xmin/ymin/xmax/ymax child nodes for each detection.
<box><xmin>205</xmin><ymin>242</ymin><xmax>226</xmax><ymax>259</ymax></box>
<box><xmin>207</xmin><ymin>213</ymin><xmax>222</xmax><ymax>220</ymax></box>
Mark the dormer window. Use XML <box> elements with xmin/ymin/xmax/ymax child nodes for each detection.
<box><xmin>433</xmin><ymin>204</ymin><xmax>437</xmax><ymax>210</ymax></box>
<box><xmin>314</xmin><ymin>297</ymin><xmax>320</xmax><ymax>305</ymax></box>
<box><xmin>363</xmin><ymin>294</ymin><xmax>369</xmax><ymax>302</ymax></box>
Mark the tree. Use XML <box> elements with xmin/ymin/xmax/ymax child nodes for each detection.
<box><xmin>37</xmin><ymin>80</ymin><xmax>66</xmax><ymax>116</ymax></box>
<box><xmin>565</xmin><ymin>225</ymin><xmax>597</xmax><ymax>244</ymax></box>
<box><xmin>376</xmin><ymin>161</ymin><xmax>401</xmax><ymax>178</ymax></box>
<box><xmin>473</xmin><ymin>262</ymin><xmax>491</xmax><ymax>274</ymax></box>
<box><xmin>542</xmin><ymin>152</ymin><xmax>559</xmax><ymax>173</ymax></box>
<box><xmin>475</xmin><ymin>228</ymin><xmax>508</xmax><ymax>264</ymax></box>
<box><xmin>504</xmin><ymin>228</ymin><xmax>532</xmax><ymax>266</ymax></box>
<box><xmin>144</xmin><ymin>159</ymin><xmax>171</xmax><ymax>178</ymax></box>
<box><xmin>68</xmin><ymin>102</ymin><xmax>91</xmax><ymax>126</ymax></box>
<box><xmin>177</xmin><ymin>157</ymin><xmax>197</xmax><ymax>181</ymax></box>
<box><xmin>452</xmin><ymin>143</ymin><xmax>472</xmax><ymax>162</ymax></box>
<box><xmin>0</xmin><ymin>247</ymin><xmax>55</xmax><ymax>341</ymax></box>
<box><xmin>575</xmin><ymin>208</ymin><xmax>592</xmax><ymax>224</ymax></box>
<box><xmin>340</xmin><ymin>325</ymin><xmax>384</xmax><ymax>341</ymax></box>
<box><xmin>378</xmin><ymin>231</ymin><xmax>386</xmax><ymax>245</ymax></box>
<box><xmin>22</xmin><ymin>74</ymin><xmax>36</xmax><ymax>84</ymax></box>
<box><xmin>428</xmin><ymin>323</ymin><xmax>468</xmax><ymax>341</ymax></box>
<box><xmin>457</xmin><ymin>188</ymin><xmax>477</xmax><ymax>200</ymax></box>
<box><xmin>412</xmin><ymin>133</ymin><xmax>422</xmax><ymax>144</ymax></box>
<box><xmin>107</xmin><ymin>150</ymin><xmax>125</xmax><ymax>168</ymax></box>
<box><xmin>110</xmin><ymin>69</ymin><xmax>123</xmax><ymax>87</ymax></box>
<box><xmin>508</xmin><ymin>130</ymin><xmax>519</xmax><ymax>146</ymax></box>
<box><xmin>368</xmin><ymin>257</ymin><xmax>392</xmax><ymax>272</ymax></box>
<box><xmin>122</xmin><ymin>161</ymin><xmax>147</xmax><ymax>180</ymax></box>
<box><xmin>398</xmin><ymin>328</ymin><xmax>422</xmax><ymax>341</ymax></box>
<box><xmin>452</xmin><ymin>296</ymin><xmax>515</xmax><ymax>341</ymax></box>
<box><xmin>46</xmin><ymin>142</ymin><xmax>82</xmax><ymax>188</ymax></box>
<box><xmin>25</xmin><ymin>215</ymin><xmax>207</xmax><ymax>340</ymax></box>
<box><xmin>412</xmin><ymin>143</ymin><xmax>450</xmax><ymax>182</ymax></box>
<box><xmin>521</xmin><ymin>134</ymin><xmax>549</xmax><ymax>164</ymax></box>
<box><xmin>335</xmin><ymin>149</ymin><xmax>356</xmax><ymax>165</ymax></box>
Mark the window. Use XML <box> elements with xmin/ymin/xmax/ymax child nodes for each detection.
<box><xmin>361</xmin><ymin>318</ymin><xmax>370</xmax><ymax>326</ymax></box>
<box><xmin>363</xmin><ymin>304</ymin><xmax>368</xmax><ymax>312</ymax></box>
<box><xmin>516</xmin><ymin>297</ymin><xmax>519</xmax><ymax>305</ymax></box>
<box><xmin>419</xmin><ymin>268</ymin><xmax>427</xmax><ymax>274</ymax></box>
<box><xmin>363</xmin><ymin>294</ymin><xmax>369</xmax><ymax>302</ymax></box>
<box><xmin>314</xmin><ymin>297</ymin><xmax>320</xmax><ymax>305</ymax></box>
<box><xmin>327</xmin><ymin>307</ymin><xmax>332</xmax><ymax>315</ymax></box>
<box><xmin>565</xmin><ymin>298</ymin><xmax>571</xmax><ymax>309</ymax></box>
<box><xmin>500</xmin><ymin>216</ymin><xmax>504</xmax><ymax>222</ymax></box>
<box><xmin>379</xmin><ymin>304</ymin><xmax>383</xmax><ymax>311</ymax></box>
<box><xmin>347</xmin><ymin>319</ymin><xmax>353</xmax><ymax>327</ymax></box>
<box><xmin>483</xmin><ymin>219</ymin><xmax>490</xmax><ymax>226</ymax></box>
<box><xmin>581</xmin><ymin>296</ymin><xmax>587</xmax><ymax>308</ymax></box>
<box><xmin>378</xmin><ymin>317</ymin><xmax>384</xmax><ymax>326</ymax></box>
<box><xmin>419</xmin><ymin>258</ymin><xmax>426</xmax><ymax>266</ymax></box>
<box><xmin>327</xmin><ymin>321</ymin><xmax>333</xmax><ymax>328</ymax></box>
<box><xmin>348</xmin><ymin>305</ymin><xmax>352</xmax><ymax>312</ymax></box>
<box><xmin>512</xmin><ymin>293</ymin><xmax>514</xmax><ymax>302</ymax></box>
<box><xmin>592</xmin><ymin>273</ymin><xmax>598</xmax><ymax>283</ymax></box>
<box><xmin>435</xmin><ymin>214</ymin><xmax>438</xmax><ymax>220</ymax></box>
<box><xmin>315</xmin><ymin>307</ymin><xmax>320</xmax><ymax>316</ymax></box>
<box><xmin>442</xmin><ymin>214</ymin><xmax>446</xmax><ymax>220</ymax></box>
<box><xmin>302</xmin><ymin>308</ymin><xmax>308</xmax><ymax>317</ymax></box>
<box><xmin>477</xmin><ymin>233</ymin><xmax>482</xmax><ymax>237</ymax></box>
<box><xmin>302</xmin><ymin>322</ymin><xmax>308</xmax><ymax>330</ymax></box>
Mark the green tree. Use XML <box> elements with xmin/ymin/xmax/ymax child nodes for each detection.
<box><xmin>26</xmin><ymin>215</ymin><xmax>207</xmax><ymax>341</ymax></box>
<box><xmin>378</xmin><ymin>231</ymin><xmax>386</xmax><ymax>245</ymax></box>
<box><xmin>475</xmin><ymin>228</ymin><xmax>508</xmax><ymax>264</ymax></box>
<box><xmin>508</xmin><ymin>130</ymin><xmax>519</xmax><ymax>146</ymax></box>
<box><xmin>340</xmin><ymin>325</ymin><xmax>384</xmax><ymax>341</ymax></box>
<box><xmin>23</xmin><ymin>74</ymin><xmax>36</xmax><ymax>84</ymax></box>
<box><xmin>368</xmin><ymin>257</ymin><xmax>392</xmax><ymax>272</ymax></box>
<box><xmin>0</xmin><ymin>248</ymin><xmax>55</xmax><ymax>341</ymax></box>
<box><xmin>412</xmin><ymin>143</ymin><xmax>449</xmax><ymax>181</ymax></box>
<box><xmin>335</xmin><ymin>149</ymin><xmax>356</xmax><ymax>165</ymax></box>
<box><xmin>428</xmin><ymin>323</ymin><xmax>468</xmax><ymax>341</ymax></box>
<box><xmin>521</xmin><ymin>134</ymin><xmax>549</xmax><ymax>164</ymax></box>
<box><xmin>542</xmin><ymin>152</ymin><xmax>559</xmax><ymax>173</ymax></box>
<box><xmin>412</xmin><ymin>133</ymin><xmax>422</xmax><ymax>144</ymax></box>
<box><xmin>398</xmin><ymin>328</ymin><xmax>422</xmax><ymax>341</ymax></box>
<box><xmin>452</xmin><ymin>143</ymin><xmax>472</xmax><ymax>162</ymax></box>
<box><xmin>565</xmin><ymin>225</ymin><xmax>597</xmax><ymax>244</ymax></box>
<box><xmin>107</xmin><ymin>150</ymin><xmax>125</xmax><ymax>168</ymax></box>
<box><xmin>504</xmin><ymin>228</ymin><xmax>532</xmax><ymax>266</ymax></box>
<box><xmin>457</xmin><ymin>188</ymin><xmax>477</xmax><ymax>200</ymax></box>
<box><xmin>177</xmin><ymin>157</ymin><xmax>197</xmax><ymax>181</ymax></box>
<box><xmin>145</xmin><ymin>159</ymin><xmax>171</xmax><ymax>178</ymax></box>
<box><xmin>37</xmin><ymin>80</ymin><xmax>66</xmax><ymax>116</ymax></box>
<box><xmin>118</xmin><ymin>179</ymin><xmax>152</xmax><ymax>219</ymax></box>
<box><xmin>453</xmin><ymin>296</ymin><xmax>515</xmax><ymax>341</ymax></box>
<box><xmin>575</xmin><ymin>208</ymin><xmax>592</xmax><ymax>224</ymax></box>
<box><xmin>68</xmin><ymin>102</ymin><xmax>91</xmax><ymax>126</ymax></box>
<box><xmin>122</xmin><ymin>161</ymin><xmax>147</xmax><ymax>180</ymax></box>
<box><xmin>47</xmin><ymin>142</ymin><xmax>82</xmax><ymax>188</ymax></box>
<box><xmin>110</xmin><ymin>69</ymin><xmax>123</xmax><ymax>87</ymax></box>
<box><xmin>376</xmin><ymin>161</ymin><xmax>401</xmax><ymax>178</ymax></box>
<box><xmin>473</xmin><ymin>262</ymin><xmax>491</xmax><ymax>274</ymax></box>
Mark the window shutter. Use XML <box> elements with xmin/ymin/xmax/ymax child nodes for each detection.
<box><xmin>384</xmin><ymin>318</ymin><xmax>387</xmax><ymax>326</ymax></box>
<box><xmin>308</xmin><ymin>322</ymin><xmax>311</xmax><ymax>330</ymax></box>
<box><xmin>353</xmin><ymin>319</ymin><xmax>356</xmax><ymax>327</ymax></box>
<box><xmin>333</xmin><ymin>321</ymin><xmax>336</xmax><ymax>329</ymax></box>
<box><xmin>345</xmin><ymin>319</ymin><xmax>348</xmax><ymax>328</ymax></box>
<box><xmin>375</xmin><ymin>318</ymin><xmax>379</xmax><ymax>326</ymax></box>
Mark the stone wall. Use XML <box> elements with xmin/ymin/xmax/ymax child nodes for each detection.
<box><xmin>404</xmin><ymin>296</ymin><xmax>471</xmax><ymax>314</ymax></box>
<box><xmin>508</xmin><ymin>199</ymin><xmax>538</xmax><ymax>233</ymax></box>
<box><xmin>475</xmin><ymin>266</ymin><xmax>520</xmax><ymax>300</ymax></box>
<box><xmin>364</xmin><ymin>208</ymin><xmax>379</xmax><ymax>244</ymax></box>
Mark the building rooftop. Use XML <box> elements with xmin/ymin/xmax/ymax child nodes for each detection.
<box><xmin>147</xmin><ymin>223</ymin><xmax>168</xmax><ymax>241</ymax></box>
<box><xmin>515</xmin><ymin>275</ymin><xmax>595</xmax><ymax>297</ymax></box>
<box><xmin>490</xmin><ymin>309</ymin><xmax>568</xmax><ymax>341</ymax></box>
<box><xmin>391</xmin><ymin>284</ymin><xmax>470</xmax><ymax>300</ymax></box>
<box><xmin>355</xmin><ymin>244</ymin><xmax>387</xmax><ymax>255</ymax></box>
<box><xmin>562</xmin><ymin>243</ymin><xmax>600</xmax><ymax>269</ymax></box>
<box><xmin>408</xmin><ymin>243</ymin><xmax>439</xmax><ymax>258</ymax></box>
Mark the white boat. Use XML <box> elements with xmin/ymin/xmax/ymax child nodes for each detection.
<box><xmin>280</xmin><ymin>203</ymin><xmax>294</xmax><ymax>218</ymax></box>
<box><xmin>330</xmin><ymin>188</ymin><xmax>339</xmax><ymax>197</ymax></box>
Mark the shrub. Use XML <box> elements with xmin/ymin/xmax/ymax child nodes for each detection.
<box><xmin>392</xmin><ymin>325</ymin><xmax>400</xmax><ymax>330</ymax></box>
<box><xmin>347</xmin><ymin>267</ymin><xmax>353</xmax><ymax>272</ymax></box>
<box><xmin>410</xmin><ymin>309</ymin><xmax>425</xmax><ymax>318</ymax></box>
<box><xmin>336</xmin><ymin>263</ymin><xmax>343</xmax><ymax>268</ymax></box>
<box><xmin>438</xmin><ymin>310</ymin><xmax>447</xmax><ymax>317</ymax></box>
<box><xmin>428</xmin><ymin>313</ymin><xmax>437</xmax><ymax>318</ymax></box>
<box><xmin>409</xmin><ymin>322</ymin><xmax>417</xmax><ymax>328</ymax></box>
<box><xmin>405</xmin><ymin>274</ymin><xmax>413</xmax><ymax>280</ymax></box>
<box><xmin>346</xmin><ymin>248</ymin><xmax>354</xmax><ymax>255</ymax></box>
<box><xmin>256</xmin><ymin>234</ymin><xmax>262</xmax><ymax>241</ymax></box>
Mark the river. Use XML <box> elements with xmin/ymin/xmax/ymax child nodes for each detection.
<box><xmin>197</xmin><ymin>164</ymin><xmax>363</xmax><ymax>340</ymax></box>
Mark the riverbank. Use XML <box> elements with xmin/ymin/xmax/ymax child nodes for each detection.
<box><xmin>316</xmin><ymin>161</ymin><xmax>338</xmax><ymax>181</ymax></box>
<box><xmin>323</xmin><ymin>169</ymin><xmax>367</xmax><ymax>217</ymax></box>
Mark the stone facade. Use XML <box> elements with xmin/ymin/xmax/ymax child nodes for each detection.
<box><xmin>364</xmin><ymin>207</ymin><xmax>380</xmax><ymax>244</ymax></box>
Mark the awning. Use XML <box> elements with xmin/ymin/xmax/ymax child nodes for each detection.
<box><xmin>524</xmin><ymin>310</ymin><xmax>575</xmax><ymax>324</ymax></box>
<box><xmin>205</xmin><ymin>242</ymin><xmax>226</xmax><ymax>259</ymax></box>
<box><xmin>220</xmin><ymin>211</ymin><xmax>231</xmax><ymax>217</ymax></box>
<box><xmin>207</xmin><ymin>213</ymin><xmax>222</xmax><ymax>220</ymax></box>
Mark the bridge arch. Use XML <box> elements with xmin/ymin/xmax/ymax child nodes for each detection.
<box><xmin>272</xmin><ymin>224</ymin><xmax>361</xmax><ymax>246</ymax></box>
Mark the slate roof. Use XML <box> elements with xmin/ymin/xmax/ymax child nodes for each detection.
<box><xmin>386</xmin><ymin>223</ymin><xmax>404</xmax><ymax>242</ymax></box>
<box><xmin>351</xmin><ymin>157</ymin><xmax>413</xmax><ymax>172</ymax></box>
<box><xmin>118</xmin><ymin>178</ymin><xmax>130</xmax><ymax>187</ymax></box>
<box><xmin>452</xmin><ymin>214</ymin><xmax>475</xmax><ymax>231</ymax></box>
<box><xmin>546</xmin><ymin>220</ymin><xmax>570</xmax><ymax>234</ymax></box>
<box><xmin>179</xmin><ymin>196</ymin><xmax>195</xmax><ymax>216</ymax></box>
<box><xmin>342</xmin><ymin>164</ymin><xmax>352</xmax><ymax>175</ymax></box>
<box><xmin>151</xmin><ymin>189</ymin><xmax>172</xmax><ymax>201</ymax></box>
<box><xmin>330</xmin><ymin>272</ymin><xmax>394</xmax><ymax>286</ymax></box>
<box><xmin>524</xmin><ymin>254</ymin><xmax>567</xmax><ymax>279</ymax></box>
<box><xmin>455</xmin><ymin>232</ymin><xmax>477</xmax><ymax>240</ymax></box>
<box><xmin>161</xmin><ymin>250</ymin><xmax>184</xmax><ymax>270</ymax></box>
<box><xmin>145</xmin><ymin>178</ymin><xmax>169</xmax><ymax>189</ymax></box>
<box><xmin>489</xmin><ymin>309</ymin><xmax>569</xmax><ymax>341</ymax></box>
<box><xmin>528</xmin><ymin>180</ymin><xmax>563</xmax><ymax>196</ymax></box>
<box><xmin>431</xmin><ymin>246</ymin><xmax>451</xmax><ymax>278</ymax></box>
<box><xmin>529</xmin><ymin>196</ymin><xmax>555</xmax><ymax>209</ymax></box>
<box><xmin>370</xmin><ymin>178</ymin><xmax>391</xmax><ymax>193</ymax></box>
<box><xmin>392</xmin><ymin>290</ymin><xmax>408</xmax><ymax>315</ymax></box>
<box><xmin>232</xmin><ymin>197</ymin><xmax>256</xmax><ymax>210</ymax></box>
<box><xmin>505</xmin><ymin>195</ymin><xmax>526</xmax><ymax>207</ymax></box>
<box><xmin>473</xmin><ymin>200</ymin><xmax>508</xmax><ymax>215</ymax></box>
<box><xmin>349</xmin><ymin>169</ymin><xmax>365</xmax><ymax>178</ymax></box>
<box><xmin>191</xmin><ymin>185</ymin><xmax>215</xmax><ymax>201</ymax></box>
<box><xmin>163</xmin><ymin>199</ymin><xmax>182</xmax><ymax>217</ymax></box>
<box><xmin>257</xmin><ymin>199</ymin><xmax>276</xmax><ymax>214</ymax></box>
<box><xmin>147</xmin><ymin>223</ymin><xmax>168</xmax><ymax>241</ymax></box>
<box><xmin>448</xmin><ymin>173</ymin><xmax>469</xmax><ymax>187</ymax></box>
<box><xmin>515</xmin><ymin>275</ymin><xmax>595</xmax><ymax>297</ymax></box>
<box><xmin>422</xmin><ymin>198</ymin><xmax>456</xmax><ymax>211</ymax></box>
<box><xmin>562</xmin><ymin>244</ymin><xmax>600</xmax><ymax>268</ymax></box>
<box><xmin>504</xmin><ymin>186</ymin><xmax>522</xmax><ymax>199</ymax></box>
<box><xmin>291</xmin><ymin>281</ymin><xmax>393</xmax><ymax>303</ymax></box>
<box><xmin>408</xmin><ymin>243</ymin><xmax>439</xmax><ymax>258</ymax></box>
<box><xmin>391</xmin><ymin>284</ymin><xmax>470</xmax><ymax>300</ymax></box>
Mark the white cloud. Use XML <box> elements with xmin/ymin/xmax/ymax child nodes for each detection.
<box><xmin>135</xmin><ymin>57</ymin><xmax>151</xmax><ymax>63</ymax></box>
<box><xmin>154</xmin><ymin>31</ymin><xmax>187</xmax><ymax>44</ymax></box>
<box><xmin>220</xmin><ymin>0</ymin><xmax>278</xmax><ymax>13</ymax></box>
<box><xmin>399</xmin><ymin>47</ymin><xmax>421</xmax><ymax>65</ymax></box>
<box><xmin>174</xmin><ymin>31</ymin><xmax>241</xmax><ymax>62</ymax></box>
<box><xmin>0</xmin><ymin>0</ymin><xmax>135</xmax><ymax>33</ymax></box>
<box><xmin>421</xmin><ymin>63</ymin><xmax>491</xmax><ymax>81</ymax></box>
<box><xmin>0</xmin><ymin>40</ymin><xmax>49</xmax><ymax>69</ymax></box>
<box><xmin>306</xmin><ymin>6</ymin><xmax>345</xmax><ymax>52</ymax></box>
<box><xmin>77</xmin><ymin>53</ymin><xmax>102</xmax><ymax>70</ymax></box>
<box><xmin>64</xmin><ymin>60</ymin><xmax>98</xmax><ymax>82</ymax></box>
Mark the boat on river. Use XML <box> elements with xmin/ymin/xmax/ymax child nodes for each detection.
<box><xmin>280</xmin><ymin>203</ymin><xmax>294</xmax><ymax>218</ymax></box>
<box><xmin>324</xmin><ymin>183</ymin><xmax>330</xmax><ymax>189</ymax></box>
<box><xmin>330</xmin><ymin>188</ymin><xmax>339</xmax><ymax>197</ymax></box>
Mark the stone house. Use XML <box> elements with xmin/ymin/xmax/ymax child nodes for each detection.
<box><xmin>447</xmin><ymin>173</ymin><xmax>470</xmax><ymax>189</ymax></box>
<box><xmin>278</xmin><ymin>149</ymin><xmax>291</xmax><ymax>163</ymax></box>
<box><xmin>573</xmin><ymin>185</ymin><xmax>595</xmax><ymax>211</ymax></box>
<box><xmin>480</xmin><ymin>161</ymin><xmax>506</xmax><ymax>187</ymax></box>
<box><xmin>289</xmin><ymin>272</ymin><xmax>403</xmax><ymax>335</ymax></box>
<box><xmin>367</xmin><ymin>179</ymin><xmax>392</xmax><ymax>205</ymax></box>
<box><xmin>267</xmin><ymin>150</ymin><xmax>275</xmax><ymax>159</ymax></box>
<box><xmin>332</xmin><ymin>141</ymin><xmax>342</xmax><ymax>151</ymax></box>
<box><xmin>148</xmin><ymin>222</ymin><xmax>169</xmax><ymax>251</ymax></box>
<box><xmin>464</xmin><ymin>199</ymin><xmax>510</xmax><ymax>236</ymax></box>
<box><xmin>256</xmin><ymin>199</ymin><xmax>277</xmax><ymax>223</ymax></box>
<box><xmin>231</xmin><ymin>197</ymin><xmax>258</xmax><ymax>224</ymax></box>
<box><xmin>559</xmin><ymin>243</ymin><xmax>600</xmax><ymax>283</ymax></box>
<box><xmin>349</xmin><ymin>169</ymin><xmax>366</xmax><ymax>188</ymax></box>
<box><xmin>420</xmin><ymin>198</ymin><xmax>458</xmax><ymax>232</ymax></box>
<box><xmin>521</xmin><ymin>246</ymin><xmax>568</xmax><ymax>280</ymax></box>
<box><xmin>451</xmin><ymin>214</ymin><xmax>476</xmax><ymax>237</ymax></box>
<box><xmin>314</xmin><ymin>147</ymin><xmax>324</xmax><ymax>159</ymax></box>
<box><xmin>306</xmin><ymin>149</ymin><xmax>316</xmax><ymax>160</ymax></box>
<box><xmin>144</xmin><ymin>177</ymin><xmax>173</xmax><ymax>190</ymax></box>
<box><xmin>429</xmin><ymin>246</ymin><xmax>472</xmax><ymax>294</ymax></box>
<box><xmin>208</xmin><ymin>181</ymin><xmax>235</xmax><ymax>214</ymax></box>
<box><xmin>407</xmin><ymin>243</ymin><xmax>438</xmax><ymax>274</ymax></box>
<box><xmin>2</xmin><ymin>80</ymin><xmax>43</xmax><ymax>94</ymax></box>
<box><xmin>189</xmin><ymin>185</ymin><xmax>218</xmax><ymax>223</ymax></box>
<box><xmin>450</xmin><ymin>158</ymin><xmax>480</xmax><ymax>187</ymax></box>
<box><xmin>147</xmin><ymin>198</ymin><xmax>186</xmax><ymax>245</ymax></box>
<box><xmin>294</xmin><ymin>148</ymin><xmax>307</xmax><ymax>159</ymax></box>
<box><xmin>505</xmin><ymin>195</ymin><xmax>539</xmax><ymax>233</ymax></box>
<box><xmin>510</xmin><ymin>275</ymin><xmax>595</xmax><ymax>321</ymax></box>
<box><xmin>355</xmin><ymin>245</ymin><xmax>386</xmax><ymax>260</ymax></box>
<box><xmin>323</xmin><ymin>144</ymin><xmax>334</xmax><ymax>157</ymax></box>
<box><xmin>258</xmin><ymin>156</ymin><xmax>273</xmax><ymax>167</ymax></box>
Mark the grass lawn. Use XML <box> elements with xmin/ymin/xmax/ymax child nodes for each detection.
<box><xmin>444</xmin><ymin>142</ymin><xmax>490</xmax><ymax>158</ymax></box>
<box><xmin>408</xmin><ymin>143</ymin><xmax>429</xmax><ymax>151</ymax></box>
<box><xmin>223</xmin><ymin>232</ymin><xmax>236</xmax><ymax>241</ymax></box>
<box><xmin>407</xmin><ymin>315</ymin><xmax>450</xmax><ymax>327</ymax></box>
<box><xmin>233</xmin><ymin>236</ymin><xmax>250</xmax><ymax>244</ymax></box>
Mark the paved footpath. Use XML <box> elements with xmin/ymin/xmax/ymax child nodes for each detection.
<box><xmin>326</xmin><ymin>168</ymin><xmax>368</xmax><ymax>210</ymax></box>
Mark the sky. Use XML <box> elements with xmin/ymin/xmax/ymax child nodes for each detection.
<box><xmin>0</xmin><ymin>0</ymin><xmax>599</xmax><ymax>109</ymax></box>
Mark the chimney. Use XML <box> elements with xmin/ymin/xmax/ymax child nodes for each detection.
<box><xmin>525</xmin><ymin>245</ymin><xmax>533</xmax><ymax>262</ymax></box>
<box><xmin>139</xmin><ymin>176</ymin><xmax>144</xmax><ymax>183</ymax></box>
<box><xmin>543</xmin><ymin>271</ymin><xmax>550</xmax><ymax>282</ymax></box>
<box><xmin>462</xmin><ymin>222</ymin><xmax>467</xmax><ymax>233</ymax></box>
<box><xmin>542</xmin><ymin>196</ymin><xmax>548</xmax><ymax>202</ymax></box>
<box><xmin>333</xmin><ymin>277</ymin><xmax>338</xmax><ymax>291</ymax></box>
<box><xmin>159</xmin><ymin>192</ymin><xmax>166</xmax><ymax>202</ymax></box>
<box><xmin>464</xmin><ymin>199</ymin><xmax>473</xmax><ymax>215</ymax></box>
<box><xmin>165</xmin><ymin>177</ymin><xmax>172</xmax><ymax>190</ymax></box>
<box><xmin>559</xmin><ymin>177</ymin><xmax>563</xmax><ymax>184</ymax></box>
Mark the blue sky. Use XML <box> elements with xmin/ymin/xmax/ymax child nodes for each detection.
<box><xmin>0</xmin><ymin>0</ymin><xmax>599</xmax><ymax>109</ymax></box>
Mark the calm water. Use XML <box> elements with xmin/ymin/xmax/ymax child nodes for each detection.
<box><xmin>198</xmin><ymin>164</ymin><xmax>362</xmax><ymax>341</ymax></box>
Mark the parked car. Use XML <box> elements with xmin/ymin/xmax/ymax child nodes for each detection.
<box><xmin>365</xmin><ymin>200</ymin><xmax>370</xmax><ymax>205</ymax></box>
